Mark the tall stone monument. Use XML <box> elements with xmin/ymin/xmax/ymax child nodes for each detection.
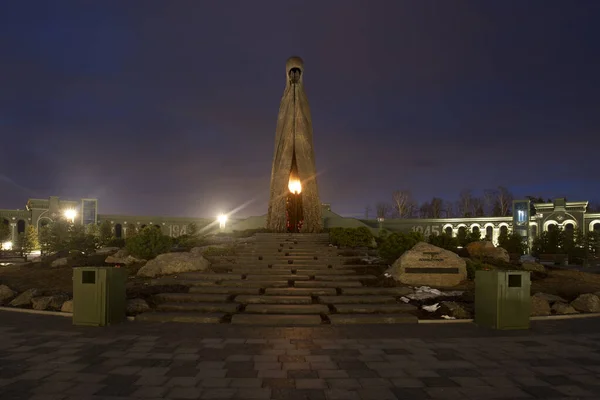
<box><xmin>266</xmin><ymin>57</ymin><xmax>322</xmax><ymax>233</ymax></box>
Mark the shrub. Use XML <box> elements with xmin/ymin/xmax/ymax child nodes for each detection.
<box><xmin>126</xmin><ymin>227</ymin><xmax>172</xmax><ymax>260</ymax></box>
<box><xmin>329</xmin><ymin>227</ymin><xmax>374</xmax><ymax>248</ymax></box>
<box><xmin>202</xmin><ymin>246</ymin><xmax>236</xmax><ymax>257</ymax></box>
<box><xmin>466</xmin><ymin>259</ymin><xmax>487</xmax><ymax>280</ymax></box>
<box><xmin>107</xmin><ymin>237</ymin><xmax>126</xmax><ymax>248</ymax></box>
<box><xmin>427</xmin><ymin>233</ymin><xmax>458</xmax><ymax>253</ymax></box>
<box><xmin>378</xmin><ymin>231</ymin><xmax>423</xmax><ymax>264</ymax></box>
<box><xmin>498</xmin><ymin>232</ymin><xmax>527</xmax><ymax>255</ymax></box>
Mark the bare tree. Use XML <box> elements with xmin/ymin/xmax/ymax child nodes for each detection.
<box><xmin>458</xmin><ymin>189</ymin><xmax>473</xmax><ymax>217</ymax></box>
<box><xmin>484</xmin><ymin>189</ymin><xmax>497</xmax><ymax>216</ymax></box>
<box><xmin>364</xmin><ymin>205</ymin><xmax>372</xmax><ymax>219</ymax></box>
<box><xmin>419</xmin><ymin>202</ymin><xmax>432</xmax><ymax>218</ymax></box>
<box><xmin>471</xmin><ymin>196</ymin><xmax>485</xmax><ymax>217</ymax></box>
<box><xmin>496</xmin><ymin>186</ymin><xmax>513</xmax><ymax>216</ymax></box>
<box><xmin>431</xmin><ymin>197</ymin><xmax>443</xmax><ymax>218</ymax></box>
<box><xmin>444</xmin><ymin>201</ymin><xmax>454</xmax><ymax>218</ymax></box>
<box><xmin>376</xmin><ymin>202</ymin><xmax>392</xmax><ymax>219</ymax></box>
<box><xmin>391</xmin><ymin>190</ymin><xmax>415</xmax><ymax>219</ymax></box>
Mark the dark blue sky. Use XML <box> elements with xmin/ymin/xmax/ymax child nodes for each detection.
<box><xmin>1</xmin><ymin>1</ymin><xmax>599</xmax><ymax>218</ymax></box>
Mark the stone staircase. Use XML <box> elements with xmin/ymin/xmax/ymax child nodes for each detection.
<box><xmin>136</xmin><ymin>233</ymin><xmax>417</xmax><ymax>325</ymax></box>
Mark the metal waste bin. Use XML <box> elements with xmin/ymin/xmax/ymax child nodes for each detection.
<box><xmin>73</xmin><ymin>267</ymin><xmax>127</xmax><ymax>326</ymax></box>
<box><xmin>475</xmin><ymin>270</ymin><xmax>531</xmax><ymax>330</ymax></box>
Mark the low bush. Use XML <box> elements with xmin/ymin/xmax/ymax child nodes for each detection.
<box><xmin>378</xmin><ymin>231</ymin><xmax>423</xmax><ymax>264</ymax></box>
<box><xmin>329</xmin><ymin>227</ymin><xmax>374</xmax><ymax>248</ymax></box>
<box><xmin>427</xmin><ymin>233</ymin><xmax>458</xmax><ymax>253</ymax></box>
<box><xmin>465</xmin><ymin>259</ymin><xmax>490</xmax><ymax>280</ymax></box>
<box><xmin>126</xmin><ymin>227</ymin><xmax>172</xmax><ymax>260</ymax></box>
<box><xmin>107</xmin><ymin>237</ymin><xmax>126</xmax><ymax>248</ymax></box>
<box><xmin>203</xmin><ymin>246</ymin><xmax>236</xmax><ymax>257</ymax></box>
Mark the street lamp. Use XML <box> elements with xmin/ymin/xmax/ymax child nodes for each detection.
<box><xmin>64</xmin><ymin>209</ymin><xmax>77</xmax><ymax>224</ymax></box>
<box><xmin>217</xmin><ymin>214</ymin><xmax>228</xmax><ymax>230</ymax></box>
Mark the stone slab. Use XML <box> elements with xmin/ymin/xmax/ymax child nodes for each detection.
<box><xmin>341</xmin><ymin>287</ymin><xmax>414</xmax><ymax>296</ymax></box>
<box><xmin>176</xmin><ymin>272</ymin><xmax>243</xmax><ymax>280</ymax></box>
<box><xmin>333</xmin><ymin>304</ymin><xmax>417</xmax><ymax>313</ymax></box>
<box><xmin>156</xmin><ymin>302</ymin><xmax>240</xmax><ymax>313</ymax></box>
<box><xmin>149</xmin><ymin>278</ymin><xmax>217</xmax><ymax>287</ymax></box>
<box><xmin>219</xmin><ymin>280</ymin><xmax>290</xmax><ymax>288</ymax></box>
<box><xmin>265</xmin><ymin>288</ymin><xmax>337</xmax><ymax>296</ymax></box>
<box><xmin>188</xmin><ymin>287</ymin><xmax>261</xmax><ymax>295</ymax></box>
<box><xmin>295</xmin><ymin>269</ymin><xmax>353</xmax><ymax>275</ymax></box>
<box><xmin>319</xmin><ymin>296</ymin><xmax>397</xmax><ymax>304</ymax></box>
<box><xmin>244</xmin><ymin>304</ymin><xmax>329</xmax><ymax>314</ymax></box>
<box><xmin>314</xmin><ymin>275</ymin><xmax>377</xmax><ymax>281</ymax></box>
<box><xmin>153</xmin><ymin>293</ymin><xmax>231</xmax><ymax>303</ymax></box>
<box><xmin>234</xmin><ymin>295</ymin><xmax>312</xmax><ymax>305</ymax></box>
<box><xmin>295</xmin><ymin>281</ymin><xmax>362</xmax><ymax>288</ymax></box>
<box><xmin>328</xmin><ymin>314</ymin><xmax>418</xmax><ymax>324</ymax></box>
<box><xmin>135</xmin><ymin>312</ymin><xmax>226</xmax><ymax>323</ymax></box>
<box><xmin>244</xmin><ymin>274</ymin><xmax>310</xmax><ymax>281</ymax></box>
<box><xmin>231</xmin><ymin>314</ymin><xmax>322</xmax><ymax>325</ymax></box>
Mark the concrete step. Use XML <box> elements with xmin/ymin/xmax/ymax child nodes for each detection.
<box><xmin>154</xmin><ymin>293</ymin><xmax>231</xmax><ymax>303</ymax></box>
<box><xmin>175</xmin><ymin>272</ymin><xmax>243</xmax><ymax>280</ymax></box>
<box><xmin>315</xmin><ymin>275</ymin><xmax>377</xmax><ymax>281</ymax></box>
<box><xmin>188</xmin><ymin>287</ymin><xmax>261</xmax><ymax>295</ymax></box>
<box><xmin>264</xmin><ymin>287</ymin><xmax>337</xmax><ymax>296</ymax></box>
<box><xmin>295</xmin><ymin>269</ymin><xmax>354</xmax><ymax>275</ymax></box>
<box><xmin>149</xmin><ymin>278</ymin><xmax>219</xmax><ymax>287</ymax></box>
<box><xmin>244</xmin><ymin>274</ymin><xmax>310</xmax><ymax>281</ymax></box>
<box><xmin>135</xmin><ymin>312</ymin><xmax>226</xmax><ymax>323</ymax></box>
<box><xmin>219</xmin><ymin>280</ymin><xmax>290</xmax><ymax>288</ymax></box>
<box><xmin>341</xmin><ymin>287</ymin><xmax>414</xmax><ymax>296</ymax></box>
<box><xmin>295</xmin><ymin>281</ymin><xmax>362</xmax><ymax>288</ymax></box>
<box><xmin>157</xmin><ymin>302</ymin><xmax>240</xmax><ymax>313</ymax></box>
<box><xmin>215</xmin><ymin>269</ymin><xmax>293</xmax><ymax>275</ymax></box>
<box><xmin>231</xmin><ymin>314</ymin><xmax>323</xmax><ymax>325</ymax></box>
<box><xmin>333</xmin><ymin>304</ymin><xmax>417</xmax><ymax>313</ymax></box>
<box><xmin>234</xmin><ymin>295</ymin><xmax>312</xmax><ymax>305</ymax></box>
<box><xmin>319</xmin><ymin>295</ymin><xmax>397</xmax><ymax>304</ymax></box>
<box><xmin>328</xmin><ymin>314</ymin><xmax>418</xmax><ymax>324</ymax></box>
<box><xmin>244</xmin><ymin>304</ymin><xmax>329</xmax><ymax>315</ymax></box>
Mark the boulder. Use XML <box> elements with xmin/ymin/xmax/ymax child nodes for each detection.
<box><xmin>520</xmin><ymin>254</ymin><xmax>537</xmax><ymax>263</ymax></box>
<box><xmin>466</xmin><ymin>241</ymin><xmax>510</xmax><ymax>263</ymax></box>
<box><xmin>137</xmin><ymin>252</ymin><xmax>210</xmax><ymax>278</ymax></box>
<box><xmin>127</xmin><ymin>298</ymin><xmax>150</xmax><ymax>315</ymax></box>
<box><xmin>439</xmin><ymin>301</ymin><xmax>472</xmax><ymax>319</ymax></box>
<box><xmin>551</xmin><ymin>302</ymin><xmax>578</xmax><ymax>315</ymax></box>
<box><xmin>0</xmin><ymin>284</ymin><xmax>16</xmax><ymax>305</ymax></box>
<box><xmin>51</xmin><ymin>257</ymin><xmax>69</xmax><ymax>268</ymax></box>
<box><xmin>533</xmin><ymin>292</ymin><xmax>567</xmax><ymax>304</ymax></box>
<box><xmin>32</xmin><ymin>294</ymin><xmax>69</xmax><ymax>311</ymax></box>
<box><xmin>571</xmin><ymin>294</ymin><xmax>600</xmax><ymax>313</ymax></box>
<box><xmin>522</xmin><ymin>263</ymin><xmax>546</xmax><ymax>274</ymax></box>
<box><xmin>190</xmin><ymin>245</ymin><xmax>224</xmax><ymax>256</ymax></box>
<box><xmin>9</xmin><ymin>288</ymin><xmax>40</xmax><ymax>307</ymax></box>
<box><xmin>530</xmin><ymin>295</ymin><xmax>551</xmax><ymax>316</ymax></box>
<box><xmin>95</xmin><ymin>247</ymin><xmax>120</xmax><ymax>255</ymax></box>
<box><xmin>61</xmin><ymin>300</ymin><xmax>73</xmax><ymax>313</ymax></box>
<box><xmin>105</xmin><ymin>249</ymin><xmax>145</xmax><ymax>266</ymax></box>
<box><xmin>389</xmin><ymin>242</ymin><xmax>467</xmax><ymax>287</ymax></box>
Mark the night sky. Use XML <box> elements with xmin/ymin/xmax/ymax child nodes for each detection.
<box><xmin>1</xmin><ymin>1</ymin><xmax>599</xmax><ymax>219</ymax></box>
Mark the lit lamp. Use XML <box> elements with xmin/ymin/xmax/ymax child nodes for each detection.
<box><xmin>287</xmin><ymin>174</ymin><xmax>302</xmax><ymax>233</ymax></box>
<box><xmin>217</xmin><ymin>214</ymin><xmax>228</xmax><ymax>230</ymax></box>
<box><xmin>1</xmin><ymin>241</ymin><xmax>12</xmax><ymax>251</ymax></box>
<box><xmin>64</xmin><ymin>209</ymin><xmax>77</xmax><ymax>224</ymax></box>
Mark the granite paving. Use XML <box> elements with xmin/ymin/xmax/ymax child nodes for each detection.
<box><xmin>2</xmin><ymin>311</ymin><xmax>600</xmax><ymax>399</ymax></box>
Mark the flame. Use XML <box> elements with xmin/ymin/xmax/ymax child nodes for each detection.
<box><xmin>288</xmin><ymin>178</ymin><xmax>302</xmax><ymax>194</ymax></box>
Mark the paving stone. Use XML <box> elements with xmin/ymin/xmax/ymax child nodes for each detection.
<box><xmin>156</xmin><ymin>302</ymin><xmax>240</xmax><ymax>313</ymax></box>
<box><xmin>244</xmin><ymin>304</ymin><xmax>329</xmax><ymax>315</ymax></box>
<box><xmin>189</xmin><ymin>287</ymin><xmax>261</xmax><ymax>295</ymax></box>
<box><xmin>324</xmin><ymin>388</ymin><xmax>361</xmax><ymax>399</ymax></box>
<box><xmin>265</xmin><ymin>288</ymin><xmax>337</xmax><ymax>296</ymax></box>
<box><xmin>340</xmin><ymin>287</ymin><xmax>414</xmax><ymax>296</ymax></box>
<box><xmin>169</xmin><ymin>386</ymin><xmax>203</xmax><ymax>398</ymax></box>
<box><xmin>235</xmin><ymin>295</ymin><xmax>312</xmax><ymax>305</ymax></box>
<box><xmin>245</xmin><ymin>274</ymin><xmax>310</xmax><ymax>281</ymax></box>
<box><xmin>220</xmin><ymin>280</ymin><xmax>290</xmax><ymax>288</ymax></box>
<box><xmin>329</xmin><ymin>314</ymin><xmax>418</xmax><ymax>324</ymax></box>
<box><xmin>231</xmin><ymin>315</ymin><xmax>322</xmax><ymax>325</ymax></box>
<box><xmin>314</xmin><ymin>275</ymin><xmax>377</xmax><ymax>281</ymax></box>
<box><xmin>154</xmin><ymin>293</ymin><xmax>231</xmax><ymax>303</ymax></box>
<box><xmin>334</xmin><ymin>304</ymin><xmax>417</xmax><ymax>313</ymax></box>
<box><xmin>135</xmin><ymin>312</ymin><xmax>226</xmax><ymax>323</ymax></box>
<box><xmin>199</xmin><ymin>388</ymin><xmax>237</xmax><ymax>398</ymax></box>
<box><xmin>295</xmin><ymin>281</ymin><xmax>362</xmax><ymax>288</ymax></box>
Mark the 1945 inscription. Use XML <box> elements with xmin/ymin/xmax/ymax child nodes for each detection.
<box><xmin>418</xmin><ymin>251</ymin><xmax>444</xmax><ymax>262</ymax></box>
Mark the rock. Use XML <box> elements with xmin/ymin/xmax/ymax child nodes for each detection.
<box><xmin>571</xmin><ymin>294</ymin><xmax>600</xmax><ymax>313</ymax></box>
<box><xmin>551</xmin><ymin>302</ymin><xmax>578</xmax><ymax>315</ymax></box>
<box><xmin>389</xmin><ymin>242</ymin><xmax>467</xmax><ymax>287</ymax></box>
<box><xmin>439</xmin><ymin>301</ymin><xmax>472</xmax><ymax>319</ymax></box>
<box><xmin>532</xmin><ymin>292</ymin><xmax>567</xmax><ymax>304</ymax></box>
<box><xmin>127</xmin><ymin>298</ymin><xmax>150</xmax><ymax>315</ymax></box>
<box><xmin>466</xmin><ymin>241</ymin><xmax>510</xmax><ymax>263</ymax></box>
<box><xmin>61</xmin><ymin>300</ymin><xmax>73</xmax><ymax>313</ymax></box>
<box><xmin>51</xmin><ymin>257</ymin><xmax>69</xmax><ymax>268</ymax></box>
<box><xmin>137</xmin><ymin>252</ymin><xmax>210</xmax><ymax>278</ymax></box>
<box><xmin>0</xmin><ymin>284</ymin><xmax>16</xmax><ymax>305</ymax></box>
<box><xmin>522</xmin><ymin>262</ymin><xmax>546</xmax><ymax>274</ymax></box>
<box><xmin>32</xmin><ymin>294</ymin><xmax>69</xmax><ymax>311</ymax></box>
<box><xmin>530</xmin><ymin>295</ymin><xmax>551</xmax><ymax>316</ymax></box>
<box><xmin>105</xmin><ymin>249</ymin><xmax>145</xmax><ymax>266</ymax></box>
<box><xmin>95</xmin><ymin>247</ymin><xmax>120</xmax><ymax>255</ymax></box>
<box><xmin>9</xmin><ymin>288</ymin><xmax>40</xmax><ymax>307</ymax></box>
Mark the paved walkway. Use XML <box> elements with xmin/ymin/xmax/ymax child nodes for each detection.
<box><xmin>2</xmin><ymin>312</ymin><xmax>600</xmax><ymax>399</ymax></box>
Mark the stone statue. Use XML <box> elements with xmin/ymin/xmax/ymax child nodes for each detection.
<box><xmin>266</xmin><ymin>57</ymin><xmax>322</xmax><ymax>233</ymax></box>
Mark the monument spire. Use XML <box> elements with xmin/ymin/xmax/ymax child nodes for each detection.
<box><xmin>266</xmin><ymin>57</ymin><xmax>322</xmax><ymax>233</ymax></box>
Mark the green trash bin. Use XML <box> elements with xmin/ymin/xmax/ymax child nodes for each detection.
<box><xmin>73</xmin><ymin>267</ymin><xmax>127</xmax><ymax>326</ymax></box>
<box><xmin>475</xmin><ymin>270</ymin><xmax>531</xmax><ymax>330</ymax></box>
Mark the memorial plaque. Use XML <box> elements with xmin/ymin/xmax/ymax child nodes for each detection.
<box><xmin>389</xmin><ymin>242</ymin><xmax>467</xmax><ymax>287</ymax></box>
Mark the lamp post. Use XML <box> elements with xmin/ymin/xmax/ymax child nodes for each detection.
<box><xmin>63</xmin><ymin>209</ymin><xmax>77</xmax><ymax>224</ymax></box>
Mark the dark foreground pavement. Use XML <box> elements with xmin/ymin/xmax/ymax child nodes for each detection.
<box><xmin>2</xmin><ymin>312</ymin><xmax>600</xmax><ymax>399</ymax></box>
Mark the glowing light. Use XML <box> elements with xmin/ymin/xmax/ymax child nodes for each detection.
<box><xmin>288</xmin><ymin>178</ymin><xmax>302</xmax><ymax>194</ymax></box>
<box><xmin>63</xmin><ymin>209</ymin><xmax>77</xmax><ymax>223</ymax></box>
<box><xmin>1</xmin><ymin>241</ymin><xmax>12</xmax><ymax>251</ymax></box>
<box><xmin>217</xmin><ymin>214</ymin><xmax>228</xmax><ymax>229</ymax></box>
